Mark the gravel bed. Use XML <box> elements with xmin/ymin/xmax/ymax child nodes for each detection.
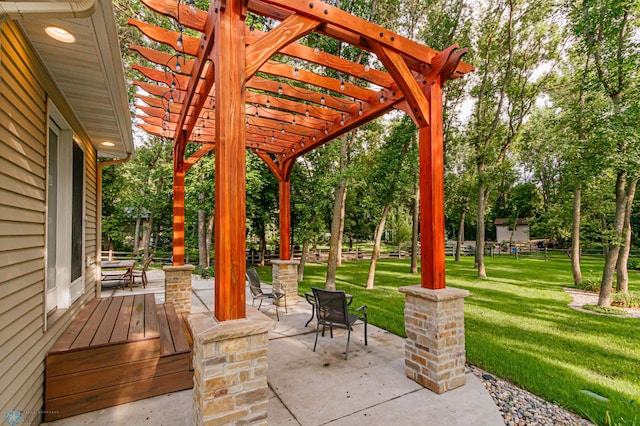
<box><xmin>469</xmin><ymin>365</ymin><xmax>595</xmax><ymax>426</ymax></box>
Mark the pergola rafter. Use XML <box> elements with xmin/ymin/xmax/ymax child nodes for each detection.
<box><xmin>130</xmin><ymin>0</ymin><xmax>472</xmax><ymax>322</ymax></box>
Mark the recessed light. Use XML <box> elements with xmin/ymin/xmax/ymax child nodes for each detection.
<box><xmin>45</xmin><ymin>26</ymin><xmax>75</xmax><ymax>43</ymax></box>
<box><xmin>101</xmin><ymin>141</ymin><xmax>115</xmax><ymax>147</ymax></box>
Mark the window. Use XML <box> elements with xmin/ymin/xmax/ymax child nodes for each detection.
<box><xmin>46</xmin><ymin>103</ymin><xmax>84</xmax><ymax>316</ymax></box>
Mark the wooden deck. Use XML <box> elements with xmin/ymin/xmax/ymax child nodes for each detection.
<box><xmin>45</xmin><ymin>294</ymin><xmax>193</xmax><ymax>422</ymax></box>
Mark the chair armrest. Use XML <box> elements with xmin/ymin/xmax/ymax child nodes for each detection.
<box><xmin>353</xmin><ymin>304</ymin><xmax>367</xmax><ymax>318</ymax></box>
<box><xmin>304</xmin><ymin>292</ymin><xmax>315</xmax><ymax>304</ymax></box>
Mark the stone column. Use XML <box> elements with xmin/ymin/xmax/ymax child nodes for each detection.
<box><xmin>271</xmin><ymin>259</ymin><xmax>299</xmax><ymax>307</ymax></box>
<box><xmin>398</xmin><ymin>285</ymin><xmax>469</xmax><ymax>394</ymax></box>
<box><xmin>189</xmin><ymin>309</ymin><xmax>275</xmax><ymax>426</ymax></box>
<box><xmin>163</xmin><ymin>264</ymin><xmax>194</xmax><ymax>314</ymax></box>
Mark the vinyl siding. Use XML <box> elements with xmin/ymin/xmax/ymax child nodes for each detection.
<box><xmin>0</xmin><ymin>22</ymin><xmax>98</xmax><ymax>424</ymax></box>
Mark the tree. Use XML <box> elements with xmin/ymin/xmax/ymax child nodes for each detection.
<box><xmin>469</xmin><ymin>0</ymin><xmax>563</xmax><ymax>278</ymax></box>
<box><xmin>365</xmin><ymin>116</ymin><xmax>417</xmax><ymax>289</ymax></box>
<box><xmin>571</xmin><ymin>0</ymin><xmax>640</xmax><ymax>304</ymax></box>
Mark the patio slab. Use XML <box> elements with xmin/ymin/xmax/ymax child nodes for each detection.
<box><xmin>50</xmin><ymin>270</ymin><xmax>502</xmax><ymax>425</ymax></box>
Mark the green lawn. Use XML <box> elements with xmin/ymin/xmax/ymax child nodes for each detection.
<box><xmin>254</xmin><ymin>256</ymin><xmax>640</xmax><ymax>425</ymax></box>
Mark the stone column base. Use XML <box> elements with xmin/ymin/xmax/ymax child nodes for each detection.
<box><xmin>398</xmin><ymin>285</ymin><xmax>469</xmax><ymax>394</ymax></box>
<box><xmin>271</xmin><ymin>259</ymin><xmax>299</xmax><ymax>307</ymax></box>
<box><xmin>163</xmin><ymin>264</ymin><xmax>195</xmax><ymax>314</ymax></box>
<box><xmin>189</xmin><ymin>309</ymin><xmax>275</xmax><ymax>426</ymax></box>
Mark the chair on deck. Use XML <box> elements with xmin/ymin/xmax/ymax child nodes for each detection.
<box><xmin>123</xmin><ymin>254</ymin><xmax>154</xmax><ymax>288</ymax></box>
<box><xmin>311</xmin><ymin>287</ymin><xmax>367</xmax><ymax>360</ymax></box>
<box><xmin>246</xmin><ymin>268</ymin><xmax>287</xmax><ymax>320</ymax></box>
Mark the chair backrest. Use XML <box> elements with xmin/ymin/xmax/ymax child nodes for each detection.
<box><xmin>142</xmin><ymin>253</ymin><xmax>154</xmax><ymax>271</ymax></box>
<box><xmin>311</xmin><ymin>287</ymin><xmax>349</xmax><ymax>326</ymax></box>
<box><xmin>246</xmin><ymin>269</ymin><xmax>264</xmax><ymax>297</ymax></box>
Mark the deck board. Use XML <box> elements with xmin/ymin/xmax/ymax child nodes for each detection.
<box><xmin>157</xmin><ymin>304</ymin><xmax>174</xmax><ymax>356</ymax></box>
<box><xmin>92</xmin><ymin>297</ymin><xmax>123</xmax><ymax>346</ymax></box>
<box><xmin>128</xmin><ymin>294</ymin><xmax>146</xmax><ymax>340</ymax></box>
<box><xmin>111</xmin><ymin>295</ymin><xmax>133</xmax><ymax>342</ymax></box>
<box><xmin>50</xmin><ymin>299</ymin><xmax>100</xmax><ymax>353</ymax></box>
<box><xmin>165</xmin><ymin>304</ymin><xmax>190</xmax><ymax>354</ymax></box>
<box><xmin>71</xmin><ymin>299</ymin><xmax>110</xmax><ymax>349</ymax></box>
<box><xmin>144</xmin><ymin>293</ymin><xmax>159</xmax><ymax>338</ymax></box>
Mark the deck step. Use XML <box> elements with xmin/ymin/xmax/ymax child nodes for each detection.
<box><xmin>45</xmin><ymin>295</ymin><xmax>193</xmax><ymax>422</ymax></box>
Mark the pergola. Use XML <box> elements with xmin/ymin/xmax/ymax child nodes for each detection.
<box><xmin>130</xmin><ymin>0</ymin><xmax>473</xmax><ymax>322</ymax></box>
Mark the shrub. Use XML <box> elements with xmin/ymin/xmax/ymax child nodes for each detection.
<box><xmin>194</xmin><ymin>265</ymin><xmax>215</xmax><ymax>279</ymax></box>
<box><xmin>611</xmin><ymin>291</ymin><xmax>640</xmax><ymax>309</ymax></box>
<box><xmin>576</xmin><ymin>277</ymin><xmax>601</xmax><ymax>293</ymax></box>
<box><xmin>627</xmin><ymin>258</ymin><xmax>640</xmax><ymax>270</ymax></box>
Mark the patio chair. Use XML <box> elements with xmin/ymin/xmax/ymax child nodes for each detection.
<box><xmin>246</xmin><ymin>268</ymin><xmax>287</xmax><ymax>320</ymax></box>
<box><xmin>311</xmin><ymin>287</ymin><xmax>367</xmax><ymax>360</ymax></box>
<box><xmin>123</xmin><ymin>254</ymin><xmax>154</xmax><ymax>288</ymax></box>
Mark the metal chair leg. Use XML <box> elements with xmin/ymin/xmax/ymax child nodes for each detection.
<box><xmin>313</xmin><ymin>323</ymin><xmax>320</xmax><ymax>352</ymax></box>
<box><xmin>345</xmin><ymin>328</ymin><xmax>351</xmax><ymax>360</ymax></box>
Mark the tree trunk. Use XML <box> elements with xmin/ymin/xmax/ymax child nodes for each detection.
<box><xmin>337</xmin><ymin>184</ymin><xmax>348</xmax><ymax>266</ymax></box>
<box><xmin>205</xmin><ymin>213</ymin><xmax>214</xmax><ymax>267</ymax></box>
<box><xmin>366</xmin><ymin>203</ymin><xmax>391</xmax><ymax>290</ymax></box>
<box><xmin>143</xmin><ymin>212</ymin><xmax>154</xmax><ymax>259</ymax></box>
<box><xmin>410</xmin><ymin>176</ymin><xmax>419</xmax><ymax>274</ymax></box>
<box><xmin>616</xmin><ymin>178</ymin><xmax>637</xmax><ymax>294</ymax></box>
<box><xmin>326</xmin><ymin>135</ymin><xmax>350</xmax><ymax>290</ymax></box>
<box><xmin>298</xmin><ymin>238</ymin><xmax>310</xmax><ymax>281</ymax></box>
<box><xmin>571</xmin><ymin>185</ymin><xmax>583</xmax><ymax>285</ymax></box>
<box><xmin>455</xmin><ymin>196</ymin><xmax>469</xmax><ymax>262</ymax></box>
<box><xmin>133</xmin><ymin>217</ymin><xmax>141</xmax><ymax>256</ymax></box>
<box><xmin>601</xmin><ymin>215</ymin><xmax>609</xmax><ymax>257</ymax></box>
<box><xmin>599</xmin><ymin>171</ymin><xmax>627</xmax><ymax>307</ymax></box>
<box><xmin>198</xmin><ymin>209</ymin><xmax>207</xmax><ymax>267</ymax></box>
<box><xmin>326</xmin><ymin>178</ymin><xmax>347</xmax><ymax>290</ymax></box>
<box><xmin>259</xmin><ymin>233</ymin><xmax>266</xmax><ymax>267</ymax></box>
<box><xmin>476</xmin><ymin>174</ymin><xmax>487</xmax><ymax>278</ymax></box>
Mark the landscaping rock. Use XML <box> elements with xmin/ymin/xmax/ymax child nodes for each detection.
<box><xmin>469</xmin><ymin>365</ymin><xmax>595</xmax><ymax>426</ymax></box>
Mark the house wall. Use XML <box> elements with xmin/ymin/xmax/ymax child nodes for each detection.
<box><xmin>0</xmin><ymin>22</ymin><xmax>98</xmax><ymax>424</ymax></box>
<box><xmin>496</xmin><ymin>225</ymin><xmax>530</xmax><ymax>243</ymax></box>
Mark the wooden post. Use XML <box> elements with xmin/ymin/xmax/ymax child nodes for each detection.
<box><xmin>172</xmin><ymin>156</ymin><xmax>185</xmax><ymax>266</ymax></box>
<box><xmin>279</xmin><ymin>179</ymin><xmax>291</xmax><ymax>260</ymax></box>
<box><xmin>419</xmin><ymin>81</ymin><xmax>446</xmax><ymax>290</ymax></box>
<box><xmin>213</xmin><ymin>0</ymin><xmax>246</xmax><ymax>321</ymax></box>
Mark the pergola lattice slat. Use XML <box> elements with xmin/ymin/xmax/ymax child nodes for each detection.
<box><xmin>130</xmin><ymin>0</ymin><xmax>472</xmax><ymax>322</ymax></box>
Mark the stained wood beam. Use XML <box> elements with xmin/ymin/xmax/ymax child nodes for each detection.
<box><xmin>140</xmin><ymin>0</ymin><xmax>207</xmax><ymax>32</ymax></box>
<box><xmin>128</xmin><ymin>19</ymin><xmax>200</xmax><ymax>56</ymax></box>
<box><xmin>279</xmin><ymin>179</ymin><xmax>291</xmax><ymax>260</ymax></box>
<box><xmin>246</xmin><ymin>29</ymin><xmax>394</xmax><ymax>88</ymax></box>
<box><xmin>245</xmin><ymin>14</ymin><xmax>320</xmax><ymax>79</ymax></box>
<box><xmin>214</xmin><ymin>0</ymin><xmax>247</xmax><ymax>321</ymax></box>
<box><xmin>372</xmin><ymin>43</ymin><xmax>430</xmax><ymax>127</ymax></box>
<box><xmin>254</xmin><ymin>150</ymin><xmax>284</xmax><ymax>180</ymax></box>
<box><xmin>248</xmin><ymin>0</ymin><xmax>473</xmax><ymax>77</ymax></box>
<box><xmin>280</xmin><ymin>89</ymin><xmax>404</xmax><ymax>177</ymax></box>
<box><xmin>259</xmin><ymin>61</ymin><xmax>375</xmax><ymax>101</ymax></box>
<box><xmin>184</xmin><ymin>143</ymin><xmax>215</xmax><ymax>172</ymax></box>
<box><xmin>419</xmin><ymin>82</ymin><xmax>446</xmax><ymax>289</ymax></box>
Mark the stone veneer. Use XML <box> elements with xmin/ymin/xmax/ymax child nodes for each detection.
<box><xmin>189</xmin><ymin>309</ymin><xmax>275</xmax><ymax>426</ymax></box>
<box><xmin>398</xmin><ymin>285</ymin><xmax>469</xmax><ymax>394</ymax></box>
<box><xmin>163</xmin><ymin>264</ymin><xmax>194</xmax><ymax>314</ymax></box>
<box><xmin>271</xmin><ymin>259</ymin><xmax>299</xmax><ymax>307</ymax></box>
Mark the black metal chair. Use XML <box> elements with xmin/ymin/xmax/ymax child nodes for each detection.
<box><xmin>246</xmin><ymin>268</ymin><xmax>287</xmax><ymax>320</ymax></box>
<box><xmin>311</xmin><ymin>287</ymin><xmax>367</xmax><ymax>360</ymax></box>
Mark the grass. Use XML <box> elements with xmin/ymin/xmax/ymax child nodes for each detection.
<box><xmin>254</xmin><ymin>255</ymin><xmax>640</xmax><ymax>425</ymax></box>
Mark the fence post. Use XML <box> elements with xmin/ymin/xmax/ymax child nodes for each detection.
<box><xmin>356</xmin><ymin>246</ymin><xmax>359</xmax><ymax>260</ymax></box>
<box><xmin>108</xmin><ymin>250</ymin><xmax>113</xmax><ymax>261</ymax></box>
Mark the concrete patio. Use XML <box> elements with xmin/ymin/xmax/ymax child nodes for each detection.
<box><xmin>45</xmin><ymin>269</ymin><xmax>503</xmax><ymax>425</ymax></box>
